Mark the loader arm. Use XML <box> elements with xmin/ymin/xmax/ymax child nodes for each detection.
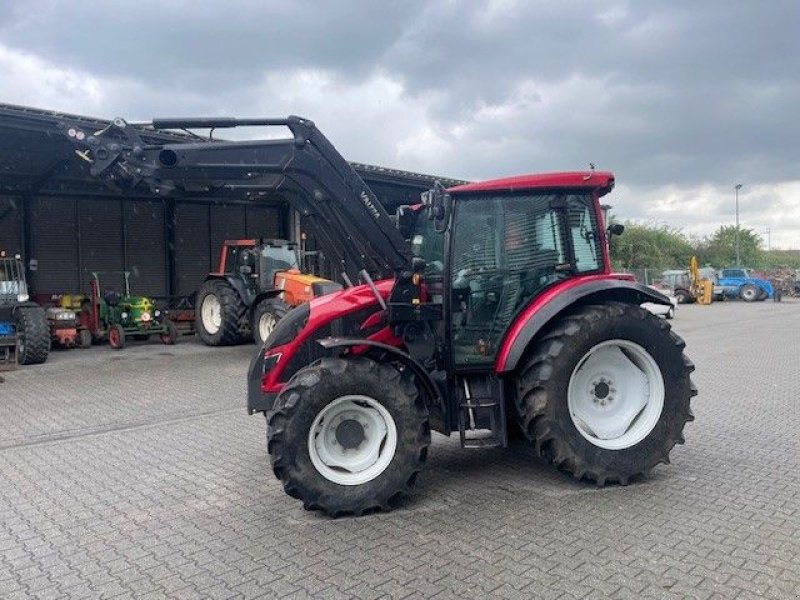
<box><xmin>61</xmin><ymin>116</ymin><xmax>411</xmax><ymax>281</ymax></box>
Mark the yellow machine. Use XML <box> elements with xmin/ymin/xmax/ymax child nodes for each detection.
<box><xmin>689</xmin><ymin>256</ymin><xmax>714</xmax><ymax>305</ymax></box>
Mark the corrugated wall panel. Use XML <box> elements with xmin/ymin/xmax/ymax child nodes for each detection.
<box><xmin>125</xmin><ymin>200</ymin><xmax>167</xmax><ymax>298</ymax></box>
<box><xmin>29</xmin><ymin>197</ymin><xmax>79</xmax><ymax>293</ymax></box>
<box><xmin>246</xmin><ymin>205</ymin><xmax>283</xmax><ymax>240</ymax></box>
<box><xmin>0</xmin><ymin>196</ymin><xmax>22</xmax><ymax>256</ymax></box>
<box><xmin>174</xmin><ymin>203</ymin><xmax>211</xmax><ymax>297</ymax></box>
<box><xmin>78</xmin><ymin>198</ymin><xmax>125</xmax><ymax>294</ymax></box>
<box><xmin>210</xmin><ymin>204</ymin><xmax>246</xmax><ymax>254</ymax></box>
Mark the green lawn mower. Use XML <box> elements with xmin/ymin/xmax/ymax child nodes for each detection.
<box><xmin>80</xmin><ymin>272</ymin><xmax>178</xmax><ymax>350</ymax></box>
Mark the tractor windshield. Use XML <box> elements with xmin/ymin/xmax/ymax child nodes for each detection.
<box><xmin>261</xmin><ymin>246</ymin><xmax>299</xmax><ymax>271</ymax></box>
<box><xmin>450</xmin><ymin>192</ymin><xmax>602</xmax><ymax>366</ymax></box>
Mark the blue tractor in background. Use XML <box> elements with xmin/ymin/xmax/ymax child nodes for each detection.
<box><xmin>0</xmin><ymin>254</ymin><xmax>50</xmax><ymax>366</ymax></box>
<box><xmin>717</xmin><ymin>268</ymin><xmax>774</xmax><ymax>302</ymax></box>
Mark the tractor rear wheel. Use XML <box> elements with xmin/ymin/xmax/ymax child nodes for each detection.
<box><xmin>252</xmin><ymin>298</ymin><xmax>289</xmax><ymax>346</ymax></box>
<box><xmin>15</xmin><ymin>306</ymin><xmax>50</xmax><ymax>365</ymax></box>
<box><xmin>515</xmin><ymin>302</ymin><xmax>696</xmax><ymax>486</ymax></box>
<box><xmin>267</xmin><ymin>357</ymin><xmax>430</xmax><ymax>517</ymax></box>
<box><xmin>740</xmin><ymin>284</ymin><xmax>759</xmax><ymax>302</ymax></box>
<box><xmin>196</xmin><ymin>280</ymin><xmax>248</xmax><ymax>346</ymax></box>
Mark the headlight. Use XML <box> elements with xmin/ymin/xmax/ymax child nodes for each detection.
<box><xmin>57</xmin><ymin>312</ymin><xmax>75</xmax><ymax>320</ymax></box>
<box><xmin>154</xmin><ymin>310</ymin><xmax>161</xmax><ymax>318</ymax></box>
<box><xmin>121</xmin><ymin>312</ymin><xmax>129</xmax><ymax>319</ymax></box>
<box><xmin>141</xmin><ymin>312</ymin><xmax>152</xmax><ymax>322</ymax></box>
<box><xmin>17</xmin><ymin>293</ymin><xmax>29</xmax><ymax>302</ymax></box>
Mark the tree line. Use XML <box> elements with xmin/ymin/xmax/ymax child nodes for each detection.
<box><xmin>609</xmin><ymin>223</ymin><xmax>800</xmax><ymax>271</ymax></box>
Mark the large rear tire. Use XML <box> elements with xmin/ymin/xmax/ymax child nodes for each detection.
<box><xmin>252</xmin><ymin>298</ymin><xmax>289</xmax><ymax>346</ymax></box>
<box><xmin>267</xmin><ymin>357</ymin><xmax>430</xmax><ymax>517</ymax></box>
<box><xmin>515</xmin><ymin>302</ymin><xmax>696</xmax><ymax>486</ymax></box>
<box><xmin>15</xmin><ymin>306</ymin><xmax>50</xmax><ymax>365</ymax></box>
<box><xmin>195</xmin><ymin>280</ymin><xmax>248</xmax><ymax>346</ymax></box>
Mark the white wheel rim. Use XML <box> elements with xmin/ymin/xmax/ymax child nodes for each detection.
<box><xmin>201</xmin><ymin>294</ymin><xmax>221</xmax><ymax>334</ymax></box>
<box><xmin>258</xmin><ymin>312</ymin><xmax>277</xmax><ymax>342</ymax></box>
<box><xmin>567</xmin><ymin>340</ymin><xmax>665</xmax><ymax>450</ymax></box>
<box><xmin>308</xmin><ymin>395</ymin><xmax>398</xmax><ymax>486</ymax></box>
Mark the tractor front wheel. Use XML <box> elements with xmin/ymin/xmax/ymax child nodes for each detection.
<box><xmin>15</xmin><ymin>306</ymin><xmax>50</xmax><ymax>365</ymax></box>
<box><xmin>160</xmin><ymin>320</ymin><xmax>179</xmax><ymax>345</ymax></box>
<box><xmin>252</xmin><ymin>298</ymin><xmax>289</xmax><ymax>346</ymax></box>
<box><xmin>195</xmin><ymin>280</ymin><xmax>248</xmax><ymax>346</ymax></box>
<box><xmin>740</xmin><ymin>284</ymin><xmax>759</xmax><ymax>302</ymax></box>
<box><xmin>78</xmin><ymin>328</ymin><xmax>92</xmax><ymax>348</ymax></box>
<box><xmin>108</xmin><ymin>324</ymin><xmax>126</xmax><ymax>350</ymax></box>
<box><xmin>267</xmin><ymin>357</ymin><xmax>430</xmax><ymax>517</ymax></box>
<box><xmin>515</xmin><ymin>302</ymin><xmax>696</xmax><ymax>485</ymax></box>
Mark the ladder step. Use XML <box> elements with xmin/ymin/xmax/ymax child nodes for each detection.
<box><xmin>458</xmin><ymin>393</ymin><xmax>507</xmax><ymax>449</ymax></box>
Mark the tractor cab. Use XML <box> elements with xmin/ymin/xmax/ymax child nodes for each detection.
<box><xmin>219</xmin><ymin>239</ymin><xmax>300</xmax><ymax>293</ymax></box>
<box><xmin>403</xmin><ymin>182</ymin><xmax>605</xmax><ymax>367</ymax></box>
<box><xmin>0</xmin><ymin>255</ymin><xmax>29</xmax><ymax>303</ymax></box>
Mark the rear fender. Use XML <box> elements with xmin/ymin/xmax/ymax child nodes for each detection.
<box><xmin>496</xmin><ymin>277</ymin><xmax>671</xmax><ymax>373</ymax></box>
<box><xmin>205</xmin><ymin>274</ymin><xmax>253</xmax><ymax>307</ymax></box>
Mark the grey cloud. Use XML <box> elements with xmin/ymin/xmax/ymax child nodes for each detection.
<box><xmin>1</xmin><ymin>0</ymin><xmax>798</xmax><ymax>192</ymax></box>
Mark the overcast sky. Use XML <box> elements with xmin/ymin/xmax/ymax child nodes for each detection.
<box><xmin>1</xmin><ymin>0</ymin><xmax>798</xmax><ymax>246</ymax></box>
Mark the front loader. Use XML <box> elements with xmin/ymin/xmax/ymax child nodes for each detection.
<box><xmin>64</xmin><ymin>115</ymin><xmax>697</xmax><ymax>516</ymax></box>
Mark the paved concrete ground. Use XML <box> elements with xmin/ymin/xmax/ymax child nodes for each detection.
<box><xmin>1</xmin><ymin>300</ymin><xmax>799</xmax><ymax>599</ymax></box>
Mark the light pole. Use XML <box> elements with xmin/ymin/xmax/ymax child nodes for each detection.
<box><xmin>734</xmin><ymin>183</ymin><xmax>742</xmax><ymax>266</ymax></box>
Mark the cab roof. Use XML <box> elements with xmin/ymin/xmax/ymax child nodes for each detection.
<box><xmin>448</xmin><ymin>171</ymin><xmax>615</xmax><ymax>197</ymax></box>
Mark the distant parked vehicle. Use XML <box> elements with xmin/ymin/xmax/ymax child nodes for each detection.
<box><xmin>660</xmin><ymin>270</ymin><xmax>694</xmax><ymax>304</ymax></box>
<box><xmin>717</xmin><ymin>268</ymin><xmax>773</xmax><ymax>302</ymax></box>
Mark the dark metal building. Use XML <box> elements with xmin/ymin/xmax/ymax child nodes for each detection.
<box><xmin>0</xmin><ymin>104</ymin><xmax>464</xmax><ymax>300</ymax></box>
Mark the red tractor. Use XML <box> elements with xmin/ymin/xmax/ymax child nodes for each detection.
<box><xmin>65</xmin><ymin>116</ymin><xmax>696</xmax><ymax>517</ymax></box>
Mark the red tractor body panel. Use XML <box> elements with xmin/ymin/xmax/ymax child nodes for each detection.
<box><xmin>260</xmin><ymin>279</ymin><xmax>397</xmax><ymax>394</ymax></box>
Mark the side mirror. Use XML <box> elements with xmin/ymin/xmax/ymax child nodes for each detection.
<box><xmin>395</xmin><ymin>205</ymin><xmax>416</xmax><ymax>239</ymax></box>
<box><xmin>421</xmin><ymin>181</ymin><xmax>451</xmax><ymax>233</ymax></box>
<box><xmin>607</xmin><ymin>223</ymin><xmax>625</xmax><ymax>237</ymax></box>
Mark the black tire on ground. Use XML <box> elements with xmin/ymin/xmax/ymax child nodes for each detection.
<box><xmin>515</xmin><ymin>302</ymin><xmax>696</xmax><ymax>486</ymax></box>
<box><xmin>757</xmin><ymin>288</ymin><xmax>769</xmax><ymax>301</ymax></box>
<box><xmin>252</xmin><ymin>298</ymin><xmax>289</xmax><ymax>346</ymax></box>
<box><xmin>195</xmin><ymin>279</ymin><xmax>249</xmax><ymax>346</ymax></box>
<box><xmin>78</xmin><ymin>328</ymin><xmax>92</xmax><ymax>348</ymax></box>
<box><xmin>267</xmin><ymin>357</ymin><xmax>431</xmax><ymax>517</ymax></box>
<box><xmin>674</xmin><ymin>289</ymin><xmax>692</xmax><ymax>304</ymax></box>
<box><xmin>15</xmin><ymin>306</ymin><xmax>50</xmax><ymax>365</ymax></box>
<box><xmin>108</xmin><ymin>324</ymin><xmax>126</xmax><ymax>350</ymax></box>
<box><xmin>739</xmin><ymin>284</ymin><xmax>759</xmax><ymax>302</ymax></box>
<box><xmin>160</xmin><ymin>320</ymin><xmax>179</xmax><ymax>345</ymax></box>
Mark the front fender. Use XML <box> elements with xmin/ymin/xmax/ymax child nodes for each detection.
<box><xmin>496</xmin><ymin>276</ymin><xmax>671</xmax><ymax>373</ymax></box>
<box><xmin>318</xmin><ymin>337</ymin><xmax>448</xmax><ymax>433</ymax></box>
